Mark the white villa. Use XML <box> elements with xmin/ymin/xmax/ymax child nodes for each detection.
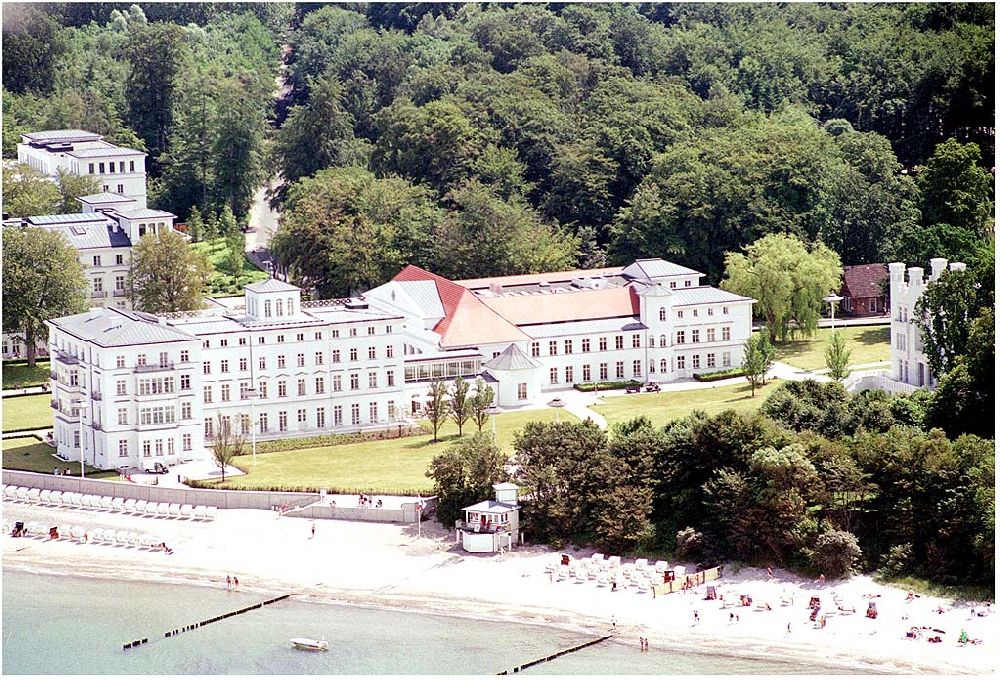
<box><xmin>46</xmin><ymin>257</ymin><xmax>754</xmax><ymax>470</ymax></box>
<box><xmin>888</xmin><ymin>257</ymin><xmax>966</xmax><ymax>388</ymax></box>
<box><xmin>17</xmin><ymin>129</ymin><xmax>148</xmax><ymax>207</ymax></box>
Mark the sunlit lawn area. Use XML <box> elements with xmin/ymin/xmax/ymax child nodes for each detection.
<box><xmin>2</xmin><ymin>361</ymin><xmax>51</xmax><ymax>390</ymax></box>
<box><xmin>2</xmin><ymin>394</ymin><xmax>53</xmax><ymax>432</ymax></box>
<box><xmin>191</xmin><ymin>237</ymin><xmax>268</xmax><ymax>296</ymax></box>
<box><xmin>2</xmin><ymin>436</ymin><xmax>114</xmax><ymax>477</ymax></box>
<box><xmin>210</xmin><ymin>408</ymin><xmax>578</xmax><ymax>494</ymax></box>
<box><xmin>774</xmin><ymin>325</ymin><xmax>889</xmax><ymax>371</ymax></box>
<box><xmin>593</xmin><ymin>379</ymin><xmax>784</xmax><ymax>429</ymax></box>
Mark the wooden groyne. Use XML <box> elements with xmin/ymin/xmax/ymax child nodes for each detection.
<box><xmin>123</xmin><ymin>594</ymin><xmax>292</xmax><ymax>651</ymax></box>
<box><xmin>497</xmin><ymin>634</ymin><xmax>613</xmax><ymax>674</ymax></box>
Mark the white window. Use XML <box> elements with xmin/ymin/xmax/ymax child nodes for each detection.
<box><xmin>298</xmin><ymin>379</ymin><xmax>306</xmax><ymax>396</ymax></box>
<box><xmin>181</xmin><ymin>402</ymin><xmax>192</xmax><ymax>419</ymax></box>
<box><xmin>550</xmin><ymin>367</ymin><xmax>559</xmax><ymax>384</ymax></box>
<box><xmin>707</xmin><ymin>328</ymin><xmax>716</xmax><ymax>342</ymax></box>
<box><xmin>722</xmin><ymin>327</ymin><xmax>731</xmax><ymax>341</ymax></box>
<box><xmin>676</xmin><ymin>331</ymin><xmax>685</xmax><ymax>345</ymax></box>
<box><xmin>316</xmin><ymin>377</ymin><xmax>325</xmax><ymax>394</ymax></box>
<box><xmin>707</xmin><ymin>353</ymin><xmax>716</xmax><ymax>368</ymax></box>
<box><xmin>118</xmin><ymin>440</ymin><xmax>128</xmax><ymax>457</ymax></box>
<box><xmin>351</xmin><ymin>403</ymin><xmax>360</xmax><ymax>425</ymax></box>
<box><xmin>116</xmin><ymin>355</ymin><xmax>125</xmax><ymax>368</ymax></box>
<box><xmin>517</xmin><ymin>383</ymin><xmax>527</xmax><ymax>400</ymax></box>
<box><xmin>183</xmin><ymin>434</ymin><xmax>192</xmax><ymax>451</ymax></box>
<box><xmin>723</xmin><ymin>352</ymin><xmax>731</xmax><ymax>367</ymax></box>
<box><xmin>317</xmin><ymin>408</ymin><xmax>326</xmax><ymax>428</ymax></box>
<box><xmin>117</xmin><ymin>408</ymin><xmax>128</xmax><ymax>426</ymax></box>
<box><xmin>369</xmin><ymin>402</ymin><xmax>378</xmax><ymax>423</ymax></box>
<box><xmin>659</xmin><ymin>308</ymin><xmax>666</xmax><ymax>321</ymax></box>
<box><xmin>677</xmin><ymin>355</ymin><xmax>686</xmax><ymax>370</ymax></box>
<box><xmin>279</xmin><ymin>411</ymin><xmax>288</xmax><ymax>431</ymax></box>
<box><xmin>221</xmin><ymin>384</ymin><xmax>231</xmax><ymax>401</ymax></box>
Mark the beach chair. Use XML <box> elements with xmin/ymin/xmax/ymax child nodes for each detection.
<box><xmin>112</xmin><ymin>498</ymin><xmax>125</xmax><ymax>512</ymax></box>
<box><xmin>591</xmin><ymin>552</ymin><xmax>604</xmax><ymax>562</ymax></box>
<box><xmin>180</xmin><ymin>504</ymin><xmax>194</xmax><ymax>518</ymax></box>
<box><xmin>205</xmin><ymin>506</ymin><xmax>217</xmax><ymax>520</ymax></box>
<box><xmin>80</xmin><ymin>494</ymin><xmax>95</xmax><ymax>509</ymax></box>
<box><xmin>654</xmin><ymin>560</ymin><xmax>669</xmax><ymax>573</ymax></box>
<box><xmin>193</xmin><ymin>505</ymin><xmax>207</xmax><ymax>519</ymax></box>
<box><xmin>127</xmin><ymin>532</ymin><xmax>142</xmax><ymax>546</ymax></box>
<box><xmin>635</xmin><ymin>579</ymin><xmax>649</xmax><ymax>593</ymax></box>
<box><xmin>65</xmin><ymin>492</ymin><xmax>80</xmax><ymax>507</ymax></box>
<box><xmin>588</xmin><ymin>568</ymin><xmax>598</xmax><ymax>580</ymax></box>
<box><xmin>100</xmin><ymin>496</ymin><xmax>113</xmax><ymax>510</ymax></box>
<box><xmin>3</xmin><ymin>486</ymin><xmax>16</xmax><ymax>500</ymax></box>
<box><xmin>15</xmin><ymin>487</ymin><xmax>30</xmax><ymax>502</ymax></box>
<box><xmin>608</xmin><ymin>556</ymin><xmax>621</xmax><ymax>567</ymax></box>
<box><xmin>168</xmin><ymin>503</ymin><xmax>182</xmax><ymax>518</ymax></box>
<box><xmin>596</xmin><ymin>573</ymin><xmax>609</xmax><ymax>587</ymax></box>
<box><xmin>27</xmin><ymin>488</ymin><xmax>41</xmax><ymax>503</ymax></box>
<box><xmin>134</xmin><ymin>500</ymin><xmax>148</xmax><ymax>515</ymax></box>
<box><xmin>623</xmin><ymin>563</ymin><xmax>635</xmax><ymax>577</ymax></box>
<box><xmin>575</xmin><ymin>569</ymin><xmax>588</xmax><ymax>584</ymax></box>
<box><xmin>635</xmin><ymin>558</ymin><xmax>649</xmax><ymax>570</ymax></box>
<box><xmin>124</xmin><ymin>498</ymin><xmax>137</xmax><ymax>513</ymax></box>
<box><xmin>39</xmin><ymin>489</ymin><xmax>52</xmax><ymax>504</ymax></box>
<box><xmin>838</xmin><ymin>604</ymin><xmax>856</xmax><ymax>615</ymax></box>
<box><xmin>673</xmin><ymin>565</ymin><xmax>687</xmax><ymax>577</ymax></box>
<box><xmin>114</xmin><ymin>530</ymin><xmax>130</xmax><ymax>545</ymax></box>
<box><xmin>50</xmin><ymin>491</ymin><xmax>64</xmax><ymax>506</ymax></box>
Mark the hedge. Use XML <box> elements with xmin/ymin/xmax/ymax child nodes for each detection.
<box><xmin>251</xmin><ymin>424</ymin><xmax>424</xmax><ymax>454</ymax></box>
<box><xmin>573</xmin><ymin>379</ymin><xmax>642</xmax><ymax>392</ymax></box>
<box><xmin>693</xmin><ymin>368</ymin><xmax>746</xmax><ymax>382</ymax></box>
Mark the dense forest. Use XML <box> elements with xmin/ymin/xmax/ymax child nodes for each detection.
<box><xmin>3</xmin><ymin>2</ymin><xmax>994</xmax><ymax>287</ymax></box>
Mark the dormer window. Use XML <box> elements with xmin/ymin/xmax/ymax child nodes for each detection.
<box><xmin>287</xmin><ymin>297</ymin><xmax>294</xmax><ymax>315</ymax></box>
<box><xmin>276</xmin><ymin>300</ymin><xmax>284</xmax><ymax>316</ymax></box>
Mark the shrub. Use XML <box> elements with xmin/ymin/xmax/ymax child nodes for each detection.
<box><xmin>573</xmin><ymin>380</ymin><xmax>642</xmax><ymax>392</ymax></box>
<box><xmin>675</xmin><ymin>526</ymin><xmax>705</xmax><ymax>561</ymax></box>
<box><xmin>251</xmin><ymin>425</ymin><xmax>423</xmax><ymax>454</ymax></box>
<box><xmin>808</xmin><ymin>530</ymin><xmax>862</xmax><ymax>579</ymax></box>
<box><xmin>693</xmin><ymin>368</ymin><xmax>746</xmax><ymax>382</ymax></box>
<box><xmin>877</xmin><ymin>543</ymin><xmax>914</xmax><ymax>579</ymax></box>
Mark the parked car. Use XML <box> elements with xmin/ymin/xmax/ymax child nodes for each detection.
<box><xmin>644</xmin><ymin>383</ymin><xmax>661</xmax><ymax>392</ymax></box>
<box><xmin>144</xmin><ymin>462</ymin><xmax>169</xmax><ymax>474</ymax></box>
<box><xmin>625</xmin><ymin>384</ymin><xmax>641</xmax><ymax>394</ymax></box>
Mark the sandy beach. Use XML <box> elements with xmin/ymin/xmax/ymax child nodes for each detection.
<box><xmin>2</xmin><ymin>501</ymin><xmax>995</xmax><ymax>675</ymax></box>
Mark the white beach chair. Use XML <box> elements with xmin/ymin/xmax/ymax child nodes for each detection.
<box><xmin>654</xmin><ymin>560</ymin><xmax>669</xmax><ymax>574</ymax></box>
<box><xmin>158</xmin><ymin>502</ymin><xmax>173</xmax><ymax>517</ymax></box>
<box><xmin>591</xmin><ymin>552</ymin><xmax>604</xmax><ymax>562</ymax></box>
<box><xmin>80</xmin><ymin>494</ymin><xmax>95</xmax><ymax>509</ymax></box>
<box><xmin>635</xmin><ymin>579</ymin><xmax>649</xmax><ymax>593</ymax></box>
<box><xmin>127</xmin><ymin>532</ymin><xmax>142</xmax><ymax>547</ymax></box>
<box><xmin>193</xmin><ymin>505</ymin><xmax>207</xmax><ymax>519</ymax></box>
<box><xmin>27</xmin><ymin>488</ymin><xmax>41</xmax><ymax>503</ymax></box>
<box><xmin>66</xmin><ymin>492</ymin><xmax>81</xmax><ymax>507</ymax></box>
<box><xmin>67</xmin><ymin>525</ymin><xmax>82</xmax><ymax>540</ymax></box>
<box><xmin>575</xmin><ymin>569</ymin><xmax>588</xmax><ymax>584</ymax></box>
<box><xmin>608</xmin><ymin>556</ymin><xmax>621</xmax><ymax>567</ymax></box>
<box><xmin>180</xmin><ymin>504</ymin><xmax>194</xmax><ymax>518</ymax></box>
<box><xmin>168</xmin><ymin>503</ymin><xmax>182</xmax><ymax>518</ymax></box>
<box><xmin>48</xmin><ymin>490</ymin><xmax>63</xmax><ymax>505</ymax></box>
<box><xmin>89</xmin><ymin>528</ymin><xmax>106</xmax><ymax>543</ymax></box>
<box><xmin>596</xmin><ymin>573</ymin><xmax>609</xmax><ymax>587</ymax></box>
<box><xmin>112</xmin><ymin>498</ymin><xmax>125</xmax><ymax>512</ymax></box>
<box><xmin>556</xmin><ymin>566</ymin><xmax>568</xmax><ymax>582</ymax></box>
<box><xmin>123</xmin><ymin>498</ymin><xmax>137</xmax><ymax>513</ymax></box>
<box><xmin>3</xmin><ymin>486</ymin><xmax>16</xmax><ymax>500</ymax></box>
<box><xmin>114</xmin><ymin>530</ymin><xmax>130</xmax><ymax>545</ymax></box>
<box><xmin>100</xmin><ymin>496</ymin><xmax>113</xmax><ymax>510</ymax></box>
<box><xmin>205</xmin><ymin>506</ymin><xmax>217</xmax><ymax>520</ymax></box>
<box><xmin>635</xmin><ymin>558</ymin><xmax>648</xmax><ymax>570</ymax></box>
<box><xmin>588</xmin><ymin>568</ymin><xmax>598</xmax><ymax>580</ymax></box>
<box><xmin>15</xmin><ymin>487</ymin><xmax>30</xmax><ymax>502</ymax></box>
<box><xmin>39</xmin><ymin>489</ymin><xmax>52</xmax><ymax>504</ymax></box>
<box><xmin>673</xmin><ymin>565</ymin><xmax>686</xmax><ymax>577</ymax></box>
<box><xmin>544</xmin><ymin>559</ymin><xmax>558</xmax><ymax>573</ymax></box>
<box><xmin>134</xmin><ymin>499</ymin><xmax>148</xmax><ymax>514</ymax></box>
<box><xmin>26</xmin><ymin>521</ymin><xmax>46</xmax><ymax>536</ymax></box>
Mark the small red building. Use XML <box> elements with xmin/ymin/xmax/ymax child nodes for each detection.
<box><xmin>839</xmin><ymin>264</ymin><xmax>888</xmax><ymax>317</ymax></box>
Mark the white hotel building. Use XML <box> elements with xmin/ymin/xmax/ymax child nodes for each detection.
<box><xmin>48</xmin><ymin>258</ymin><xmax>754</xmax><ymax>470</ymax></box>
<box><xmin>17</xmin><ymin>129</ymin><xmax>148</xmax><ymax>208</ymax></box>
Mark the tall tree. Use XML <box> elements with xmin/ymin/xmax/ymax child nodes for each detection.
<box><xmin>211</xmin><ymin>413</ymin><xmax>245</xmax><ymax>483</ymax></box>
<box><xmin>721</xmin><ymin>233</ymin><xmax>842</xmax><ymax>342</ymax></box>
<box><xmin>741</xmin><ymin>332</ymin><xmax>775</xmax><ymax>397</ymax></box>
<box><xmin>1</xmin><ymin>6</ymin><xmax>67</xmax><ymax>94</ymax></box>
<box><xmin>159</xmin><ymin>72</ymin><xmax>217</xmax><ymax>217</ymax></box>
<box><xmin>917</xmin><ymin>138</ymin><xmax>994</xmax><ymax>238</ymax></box>
<box><xmin>212</xmin><ymin>77</ymin><xmax>266</xmax><ymax>221</ymax></box>
<box><xmin>127</xmin><ymin>230</ymin><xmax>212</xmax><ymax>313</ymax></box>
<box><xmin>122</xmin><ymin>22</ymin><xmax>185</xmax><ymax>164</ymax></box>
<box><xmin>54</xmin><ymin>169</ymin><xmax>102</xmax><ymax>214</ymax></box>
<box><xmin>448</xmin><ymin>376</ymin><xmax>471</xmax><ymax>437</ymax></box>
<box><xmin>913</xmin><ymin>268</ymin><xmax>980</xmax><ymax>379</ymax></box>
<box><xmin>470</xmin><ymin>377</ymin><xmax>497</xmax><ymax>433</ymax></box>
<box><xmin>424</xmin><ymin>379</ymin><xmax>449</xmax><ymax>442</ymax></box>
<box><xmin>2</xmin><ymin>227</ymin><xmax>89</xmax><ymax>366</ymax></box>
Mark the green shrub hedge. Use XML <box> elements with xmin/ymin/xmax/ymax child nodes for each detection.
<box><xmin>573</xmin><ymin>379</ymin><xmax>642</xmax><ymax>392</ymax></box>
<box><xmin>251</xmin><ymin>425</ymin><xmax>424</xmax><ymax>454</ymax></box>
<box><xmin>693</xmin><ymin>368</ymin><xmax>746</xmax><ymax>382</ymax></box>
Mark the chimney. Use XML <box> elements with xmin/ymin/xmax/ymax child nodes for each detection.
<box><xmin>929</xmin><ymin>258</ymin><xmax>948</xmax><ymax>281</ymax></box>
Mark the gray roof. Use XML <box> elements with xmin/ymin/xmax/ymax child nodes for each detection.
<box><xmin>118</xmin><ymin>208</ymin><xmax>175</xmax><ymax>220</ymax></box>
<box><xmin>396</xmin><ymin>280</ymin><xmax>445</xmax><ymax>319</ymax></box>
<box><xmin>25</xmin><ymin>213</ymin><xmax>108</xmax><ymax>225</ymax></box>
<box><xmin>463</xmin><ymin>500</ymin><xmax>518</xmax><ymax>513</ymax></box>
<box><xmin>22</xmin><ymin>130</ymin><xmax>101</xmax><ymax>143</ymax></box>
<box><xmin>66</xmin><ymin>145</ymin><xmax>145</xmax><ymax>158</ymax></box>
<box><xmin>78</xmin><ymin>192</ymin><xmax>135</xmax><ymax>205</ymax></box>
<box><xmin>623</xmin><ymin>259</ymin><xmax>702</xmax><ymax>281</ymax></box>
<box><xmin>483</xmin><ymin>343</ymin><xmax>541</xmax><ymax>371</ymax></box>
<box><xmin>245</xmin><ymin>278</ymin><xmax>301</xmax><ymax>294</ymax></box>
<box><xmin>666</xmin><ymin>286</ymin><xmax>755</xmax><ymax>307</ymax></box>
<box><xmin>49</xmin><ymin>308</ymin><xmax>195</xmax><ymax>347</ymax></box>
<box><xmin>520</xmin><ymin>316</ymin><xmax>647</xmax><ymax>339</ymax></box>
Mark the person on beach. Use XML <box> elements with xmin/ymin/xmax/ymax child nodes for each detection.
<box><xmin>311</xmin><ymin>523</ymin><xmax>316</xmax><ymax>539</ymax></box>
<box><xmin>234</xmin><ymin>576</ymin><xmax>239</xmax><ymax>590</ymax></box>
<box><xmin>819</xmin><ymin>573</ymin><xmax>826</xmax><ymax>585</ymax></box>
<box><xmin>611</xmin><ymin>615</ymin><xmax>616</xmax><ymax>629</ymax></box>
<box><xmin>729</xmin><ymin>612</ymin><xmax>734</xmax><ymax>623</ymax></box>
<box><xmin>226</xmin><ymin>575</ymin><xmax>231</xmax><ymax>590</ymax></box>
<box><xmin>693</xmin><ymin>611</ymin><xmax>699</xmax><ymax>623</ymax></box>
<box><xmin>787</xmin><ymin>622</ymin><xmax>791</xmax><ymax>634</ymax></box>
<box><xmin>767</xmin><ymin>566</ymin><xmax>773</xmax><ymax>579</ymax></box>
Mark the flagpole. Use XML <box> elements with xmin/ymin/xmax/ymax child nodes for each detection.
<box><xmin>417</xmin><ymin>495</ymin><xmax>422</xmax><ymax>538</ymax></box>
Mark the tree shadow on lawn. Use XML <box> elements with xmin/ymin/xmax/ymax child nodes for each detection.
<box><xmin>403</xmin><ymin>433</ymin><xmax>463</xmax><ymax>450</ymax></box>
<box><xmin>856</xmin><ymin>327</ymin><xmax>890</xmax><ymax>346</ymax></box>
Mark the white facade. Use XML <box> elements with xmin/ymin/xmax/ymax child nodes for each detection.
<box><xmin>888</xmin><ymin>257</ymin><xmax>966</xmax><ymax>388</ymax></box>
<box><xmin>46</xmin><ymin>280</ymin><xmax>408</xmax><ymax>470</ymax></box>
<box><xmin>18</xmin><ymin>130</ymin><xmax>148</xmax><ymax>208</ymax></box>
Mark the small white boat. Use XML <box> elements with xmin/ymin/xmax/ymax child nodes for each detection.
<box><xmin>290</xmin><ymin>637</ymin><xmax>328</xmax><ymax>652</ymax></box>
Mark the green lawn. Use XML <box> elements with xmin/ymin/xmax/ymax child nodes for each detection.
<box><xmin>209</xmin><ymin>408</ymin><xmax>577</xmax><ymax>494</ymax></box>
<box><xmin>592</xmin><ymin>379</ymin><xmax>784</xmax><ymax>429</ymax></box>
<box><xmin>2</xmin><ymin>394</ymin><xmax>53</xmax><ymax>432</ymax></box>
<box><xmin>2</xmin><ymin>361</ymin><xmax>51</xmax><ymax>390</ymax></box>
<box><xmin>2</xmin><ymin>436</ymin><xmax>114</xmax><ymax>477</ymax></box>
<box><xmin>191</xmin><ymin>237</ymin><xmax>268</xmax><ymax>296</ymax></box>
<box><xmin>774</xmin><ymin>325</ymin><xmax>889</xmax><ymax>371</ymax></box>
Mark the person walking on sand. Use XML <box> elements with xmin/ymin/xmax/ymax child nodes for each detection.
<box><xmin>234</xmin><ymin>576</ymin><xmax>239</xmax><ymax>590</ymax></box>
<box><xmin>311</xmin><ymin>523</ymin><xmax>316</xmax><ymax>539</ymax></box>
<box><xmin>819</xmin><ymin>573</ymin><xmax>826</xmax><ymax>586</ymax></box>
<box><xmin>693</xmin><ymin>611</ymin><xmax>699</xmax><ymax>624</ymax></box>
<box><xmin>226</xmin><ymin>575</ymin><xmax>232</xmax><ymax>590</ymax></box>
<box><xmin>787</xmin><ymin>622</ymin><xmax>791</xmax><ymax>634</ymax></box>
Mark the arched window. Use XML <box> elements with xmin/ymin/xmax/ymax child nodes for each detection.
<box><xmin>276</xmin><ymin>299</ymin><xmax>284</xmax><ymax>316</ymax></box>
<box><xmin>660</xmin><ymin>359</ymin><xmax>668</xmax><ymax>373</ymax></box>
<box><xmin>659</xmin><ymin>308</ymin><xmax>666</xmax><ymax>321</ymax></box>
<box><xmin>287</xmin><ymin>297</ymin><xmax>294</xmax><ymax>315</ymax></box>
<box><xmin>264</xmin><ymin>300</ymin><xmax>272</xmax><ymax>318</ymax></box>
<box><xmin>659</xmin><ymin>334</ymin><xmax>667</xmax><ymax>348</ymax></box>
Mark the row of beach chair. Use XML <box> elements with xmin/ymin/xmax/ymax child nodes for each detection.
<box><xmin>2</xmin><ymin>484</ymin><xmax>216</xmax><ymax>520</ymax></box>
<box><xmin>7</xmin><ymin>520</ymin><xmax>167</xmax><ymax>549</ymax></box>
<box><xmin>546</xmin><ymin>553</ymin><xmax>684</xmax><ymax>593</ymax></box>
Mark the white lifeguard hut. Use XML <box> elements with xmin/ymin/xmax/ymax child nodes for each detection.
<box><xmin>456</xmin><ymin>482</ymin><xmax>520</xmax><ymax>553</ymax></box>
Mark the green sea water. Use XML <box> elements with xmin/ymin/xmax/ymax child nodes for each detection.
<box><xmin>2</xmin><ymin>570</ymin><xmax>872</xmax><ymax>675</ymax></box>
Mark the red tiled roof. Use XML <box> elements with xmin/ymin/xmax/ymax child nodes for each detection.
<box><xmin>480</xmin><ymin>286</ymin><xmax>640</xmax><ymax>326</ymax></box>
<box><xmin>841</xmin><ymin>264</ymin><xmax>888</xmax><ymax>299</ymax></box>
<box><xmin>392</xmin><ymin>265</ymin><xmax>529</xmax><ymax>348</ymax></box>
